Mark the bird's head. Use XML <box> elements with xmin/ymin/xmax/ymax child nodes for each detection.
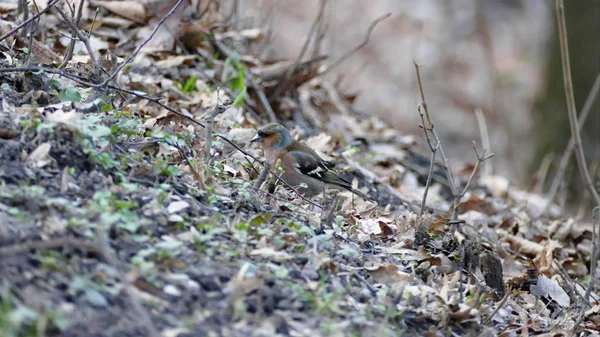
<box><xmin>250</xmin><ymin>123</ymin><xmax>293</xmax><ymax>150</ymax></box>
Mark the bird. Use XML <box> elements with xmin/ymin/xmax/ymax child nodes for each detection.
<box><xmin>250</xmin><ymin>123</ymin><xmax>371</xmax><ymax>200</ymax></box>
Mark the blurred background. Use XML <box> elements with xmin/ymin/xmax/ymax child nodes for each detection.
<box><xmin>229</xmin><ymin>0</ymin><xmax>599</xmax><ymax>196</ymax></box>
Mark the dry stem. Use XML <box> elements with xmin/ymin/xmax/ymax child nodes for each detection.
<box><xmin>94</xmin><ymin>0</ymin><xmax>186</xmax><ymax>88</ymax></box>
<box><xmin>555</xmin><ymin>0</ymin><xmax>600</xmax><ymax>207</ymax></box>
<box><xmin>0</xmin><ymin>0</ymin><xmax>60</xmax><ymax>42</ymax></box>
<box><xmin>541</xmin><ymin>74</ymin><xmax>600</xmax><ymax>216</ymax></box>
<box><xmin>571</xmin><ymin>206</ymin><xmax>599</xmax><ymax>335</ymax></box>
<box><xmin>318</xmin><ymin>12</ymin><xmax>391</xmax><ymax>78</ymax></box>
<box><xmin>58</xmin><ymin>0</ymin><xmax>86</xmax><ymax>69</ymax></box>
<box><xmin>413</xmin><ymin>62</ymin><xmax>493</xmax><ymax>219</ymax></box>
<box><xmin>55</xmin><ymin>4</ymin><xmax>99</xmax><ymax>70</ymax></box>
<box><xmin>270</xmin><ymin>0</ymin><xmax>328</xmax><ymax>99</ymax></box>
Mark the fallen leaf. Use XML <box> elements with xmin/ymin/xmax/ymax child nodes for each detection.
<box><xmin>167</xmin><ymin>200</ymin><xmax>190</xmax><ymax>214</ymax></box>
<box><xmin>27</xmin><ymin>142</ymin><xmax>52</xmax><ymax>168</ymax></box>
<box><xmin>530</xmin><ymin>274</ymin><xmax>570</xmax><ymax>308</ymax></box>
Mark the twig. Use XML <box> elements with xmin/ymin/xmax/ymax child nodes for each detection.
<box><xmin>253</xmin><ymin>161</ymin><xmax>271</xmax><ymax>190</ymax></box>
<box><xmin>414</xmin><ymin>62</ymin><xmax>492</xmax><ymax>220</ymax></box>
<box><xmin>418</xmin><ymin>99</ymin><xmax>440</xmax><ymax>216</ymax></box>
<box><xmin>248</xmin><ymin>77</ymin><xmax>277</xmax><ymax>123</ymax></box>
<box><xmin>318</xmin><ymin>12</ymin><xmax>391</xmax><ymax>78</ymax></box>
<box><xmin>23</xmin><ymin>0</ymin><xmax>40</xmax><ymax>66</ymax></box>
<box><xmin>571</xmin><ymin>207</ymin><xmax>599</xmax><ymax>335</ymax></box>
<box><xmin>0</xmin><ymin>0</ymin><xmax>61</xmax><ymax>43</ymax></box>
<box><xmin>475</xmin><ymin>107</ymin><xmax>492</xmax><ymax>176</ymax></box>
<box><xmin>351</xmin><ymin>270</ymin><xmax>378</xmax><ymax>296</ymax></box>
<box><xmin>420</xmin><ymin>142</ymin><xmax>439</xmax><ymax>217</ymax></box>
<box><xmin>58</xmin><ymin>0</ymin><xmax>86</xmax><ymax>69</ymax></box>
<box><xmin>169</xmin><ymin>139</ymin><xmax>205</xmax><ymax>189</ymax></box>
<box><xmin>555</xmin><ymin>0</ymin><xmax>600</xmax><ymax>207</ymax></box>
<box><xmin>55</xmin><ymin>4</ymin><xmax>100</xmax><ymax>70</ymax></box>
<box><xmin>209</xmin><ymin>35</ymin><xmax>277</xmax><ymax>122</ymax></box>
<box><xmin>541</xmin><ymin>74</ymin><xmax>600</xmax><ymax>216</ymax></box>
<box><xmin>414</xmin><ymin>61</ymin><xmax>457</xmax><ymax>194</ymax></box>
<box><xmin>269</xmin><ymin>0</ymin><xmax>328</xmax><ymax>99</ymax></box>
<box><xmin>203</xmin><ymin>96</ymin><xmax>233</xmax><ymax>165</ymax></box>
<box><xmin>450</xmin><ymin>142</ymin><xmax>493</xmax><ymax>219</ymax></box>
<box><xmin>94</xmin><ymin>0</ymin><xmax>186</xmax><ymax>88</ymax></box>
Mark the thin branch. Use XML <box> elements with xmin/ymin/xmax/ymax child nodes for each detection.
<box><xmin>254</xmin><ymin>161</ymin><xmax>271</xmax><ymax>190</ymax></box>
<box><xmin>318</xmin><ymin>12</ymin><xmax>391</xmax><ymax>78</ymax></box>
<box><xmin>475</xmin><ymin>107</ymin><xmax>492</xmax><ymax>176</ymax></box>
<box><xmin>420</xmin><ymin>141</ymin><xmax>439</xmax><ymax>217</ymax></box>
<box><xmin>414</xmin><ymin>62</ymin><xmax>492</xmax><ymax>220</ymax></box>
<box><xmin>269</xmin><ymin>0</ymin><xmax>328</xmax><ymax>99</ymax></box>
<box><xmin>58</xmin><ymin>0</ymin><xmax>87</xmax><ymax>69</ymax></box>
<box><xmin>209</xmin><ymin>34</ymin><xmax>278</xmax><ymax>123</ymax></box>
<box><xmin>541</xmin><ymin>74</ymin><xmax>600</xmax><ymax>216</ymax></box>
<box><xmin>54</xmin><ymin>4</ymin><xmax>100</xmax><ymax>70</ymax></box>
<box><xmin>0</xmin><ymin>0</ymin><xmax>61</xmax><ymax>42</ymax></box>
<box><xmin>414</xmin><ymin>61</ymin><xmax>457</xmax><ymax>193</ymax></box>
<box><xmin>94</xmin><ymin>0</ymin><xmax>186</xmax><ymax>88</ymax></box>
<box><xmin>555</xmin><ymin>0</ymin><xmax>600</xmax><ymax>207</ymax></box>
<box><xmin>571</xmin><ymin>207</ymin><xmax>599</xmax><ymax>335</ymax></box>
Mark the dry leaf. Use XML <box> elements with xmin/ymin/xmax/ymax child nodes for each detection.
<box><xmin>167</xmin><ymin>201</ymin><xmax>190</xmax><ymax>213</ymax></box>
<box><xmin>90</xmin><ymin>0</ymin><xmax>147</xmax><ymax>23</ymax></box>
<box><xmin>27</xmin><ymin>142</ymin><xmax>52</xmax><ymax>168</ymax></box>
<box><xmin>530</xmin><ymin>275</ymin><xmax>570</xmax><ymax>308</ymax></box>
<box><xmin>365</xmin><ymin>265</ymin><xmax>413</xmax><ymax>286</ymax></box>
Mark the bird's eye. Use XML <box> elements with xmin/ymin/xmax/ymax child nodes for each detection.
<box><xmin>258</xmin><ymin>131</ymin><xmax>268</xmax><ymax>137</ymax></box>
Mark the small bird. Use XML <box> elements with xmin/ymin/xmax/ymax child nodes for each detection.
<box><xmin>250</xmin><ymin>123</ymin><xmax>370</xmax><ymax>200</ymax></box>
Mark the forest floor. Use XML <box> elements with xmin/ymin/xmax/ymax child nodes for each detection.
<box><xmin>0</xmin><ymin>1</ymin><xmax>598</xmax><ymax>337</ymax></box>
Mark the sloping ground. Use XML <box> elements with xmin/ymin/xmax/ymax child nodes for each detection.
<box><xmin>0</xmin><ymin>1</ymin><xmax>598</xmax><ymax>337</ymax></box>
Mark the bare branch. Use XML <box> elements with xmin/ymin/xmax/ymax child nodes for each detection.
<box><xmin>414</xmin><ymin>61</ymin><xmax>457</xmax><ymax>194</ymax></box>
<box><xmin>541</xmin><ymin>73</ymin><xmax>600</xmax><ymax>216</ymax></box>
<box><xmin>555</xmin><ymin>0</ymin><xmax>600</xmax><ymax>207</ymax></box>
<box><xmin>318</xmin><ymin>12</ymin><xmax>391</xmax><ymax>78</ymax></box>
<box><xmin>420</xmin><ymin>141</ymin><xmax>439</xmax><ymax>217</ymax></box>
<box><xmin>0</xmin><ymin>0</ymin><xmax>60</xmax><ymax>42</ymax></box>
<box><xmin>475</xmin><ymin>107</ymin><xmax>492</xmax><ymax>176</ymax></box>
<box><xmin>571</xmin><ymin>206</ymin><xmax>599</xmax><ymax>335</ymax></box>
<box><xmin>269</xmin><ymin>0</ymin><xmax>328</xmax><ymax>99</ymax></box>
<box><xmin>94</xmin><ymin>0</ymin><xmax>186</xmax><ymax>88</ymax></box>
<box><xmin>58</xmin><ymin>0</ymin><xmax>87</xmax><ymax>69</ymax></box>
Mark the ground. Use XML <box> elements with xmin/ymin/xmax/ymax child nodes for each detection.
<box><xmin>0</xmin><ymin>1</ymin><xmax>598</xmax><ymax>337</ymax></box>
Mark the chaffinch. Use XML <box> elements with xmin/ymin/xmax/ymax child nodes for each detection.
<box><xmin>250</xmin><ymin>123</ymin><xmax>370</xmax><ymax>199</ymax></box>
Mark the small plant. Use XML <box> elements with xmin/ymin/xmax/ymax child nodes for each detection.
<box><xmin>224</xmin><ymin>54</ymin><xmax>247</xmax><ymax>108</ymax></box>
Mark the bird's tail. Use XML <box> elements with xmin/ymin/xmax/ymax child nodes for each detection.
<box><xmin>323</xmin><ymin>171</ymin><xmax>373</xmax><ymax>201</ymax></box>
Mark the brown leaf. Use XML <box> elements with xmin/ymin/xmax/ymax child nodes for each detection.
<box><xmin>90</xmin><ymin>0</ymin><xmax>147</xmax><ymax>24</ymax></box>
<box><xmin>378</xmin><ymin>221</ymin><xmax>394</xmax><ymax>236</ymax></box>
<box><xmin>365</xmin><ymin>265</ymin><xmax>413</xmax><ymax>286</ymax></box>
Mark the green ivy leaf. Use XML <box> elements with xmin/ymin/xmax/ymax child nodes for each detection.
<box><xmin>58</xmin><ymin>86</ymin><xmax>82</xmax><ymax>102</ymax></box>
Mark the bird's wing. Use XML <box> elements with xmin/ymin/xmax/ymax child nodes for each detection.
<box><xmin>287</xmin><ymin>150</ymin><xmax>331</xmax><ymax>180</ymax></box>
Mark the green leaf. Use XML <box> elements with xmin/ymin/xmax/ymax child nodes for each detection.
<box><xmin>58</xmin><ymin>86</ymin><xmax>82</xmax><ymax>102</ymax></box>
<box><xmin>183</xmin><ymin>75</ymin><xmax>197</xmax><ymax>93</ymax></box>
<box><xmin>48</xmin><ymin>79</ymin><xmax>61</xmax><ymax>89</ymax></box>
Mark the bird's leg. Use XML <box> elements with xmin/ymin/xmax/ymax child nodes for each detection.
<box><xmin>319</xmin><ymin>184</ymin><xmax>327</xmax><ymax>232</ymax></box>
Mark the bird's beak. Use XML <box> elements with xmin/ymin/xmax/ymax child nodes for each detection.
<box><xmin>250</xmin><ymin>134</ymin><xmax>263</xmax><ymax>143</ymax></box>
